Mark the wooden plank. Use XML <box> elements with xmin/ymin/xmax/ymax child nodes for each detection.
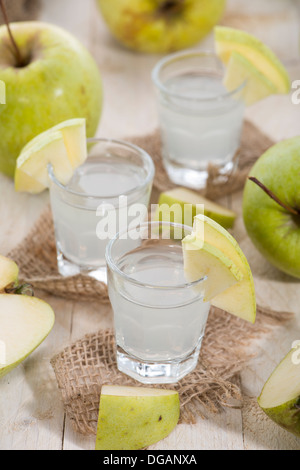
<box><xmin>0</xmin><ymin>0</ymin><xmax>300</xmax><ymax>450</ymax></box>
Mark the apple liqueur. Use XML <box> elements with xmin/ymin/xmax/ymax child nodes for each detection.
<box><xmin>108</xmin><ymin>241</ymin><xmax>210</xmax><ymax>382</ymax></box>
<box><xmin>49</xmin><ymin>154</ymin><xmax>151</xmax><ymax>279</ymax></box>
<box><xmin>157</xmin><ymin>73</ymin><xmax>244</xmax><ymax>188</ymax></box>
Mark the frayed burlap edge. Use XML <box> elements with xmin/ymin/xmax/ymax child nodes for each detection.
<box><xmin>50</xmin><ymin>305</ymin><xmax>294</xmax><ymax>435</ymax></box>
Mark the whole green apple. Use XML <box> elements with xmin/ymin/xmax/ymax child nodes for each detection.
<box><xmin>243</xmin><ymin>137</ymin><xmax>300</xmax><ymax>278</ymax></box>
<box><xmin>0</xmin><ymin>21</ymin><xmax>103</xmax><ymax>177</ymax></box>
<box><xmin>96</xmin><ymin>0</ymin><xmax>226</xmax><ymax>54</ymax></box>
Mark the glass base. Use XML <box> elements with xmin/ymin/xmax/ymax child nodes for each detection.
<box><xmin>57</xmin><ymin>251</ymin><xmax>107</xmax><ymax>283</ymax></box>
<box><xmin>116</xmin><ymin>345</ymin><xmax>201</xmax><ymax>384</ymax></box>
<box><xmin>163</xmin><ymin>159</ymin><xmax>237</xmax><ymax>190</ymax></box>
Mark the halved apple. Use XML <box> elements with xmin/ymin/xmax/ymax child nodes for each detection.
<box><xmin>0</xmin><ymin>255</ymin><xmax>19</xmax><ymax>291</ymax></box>
<box><xmin>183</xmin><ymin>214</ymin><xmax>256</xmax><ymax>323</ymax></box>
<box><xmin>258</xmin><ymin>347</ymin><xmax>300</xmax><ymax>437</ymax></box>
<box><xmin>0</xmin><ymin>294</ymin><xmax>55</xmax><ymax>378</ymax></box>
<box><xmin>155</xmin><ymin>187</ymin><xmax>236</xmax><ymax>229</ymax></box>
<box><xmin>95</xmin><ymin>385</ymin><xmax>180</xmax><ymax>450</ymax></box>
<box><xmin>215</xmin><ymin>26</ymin><xmax>290</xmax><ymax>95</ymax></box>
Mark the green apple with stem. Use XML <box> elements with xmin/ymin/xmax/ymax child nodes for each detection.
<box><xmin>258</xmin><ymin>346</ymin><xmax>300</xmax><ymax>437</ymax></box>
<box><xmin>243</xmin><ymin>137</ymin><xmax>300</xmax><ymax>279</ymax></box>
<box><xmin>0</xmin><ymin>255</ymin><xmax>55</xmax><ymax>378</ymax></box>
<box><xmin>95</xmin><ymin>385</ymin><xmax>180</xmax><ymax>450</ymax></box>
<box><xmin>0</xmin><ymin>0</ymin><xmax>102</xmax><ymax>178</ymax></box>
<box><xmin>96</xmin><ymin>0</ymin><xmax>226</xmax><ymax>54</ymax></box>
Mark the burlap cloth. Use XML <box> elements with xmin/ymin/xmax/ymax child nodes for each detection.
<box><xmin>7</xmin><ymin>120</ymin><xmax>294</xmax><ymax>435</ymax></box>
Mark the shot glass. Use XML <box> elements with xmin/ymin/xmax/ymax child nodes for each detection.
<box><xmin>105</xmin><ymin>221</ymin><xmax>210</xmax><ymax>384</ymax></box>
<box><xmin>48</xmin><ymin>138</ymin><xmax>155</xmax><ymax>282</ymax></box>
<box><xmin>152</xmin><ymin>50</ymin><xmax>246</xmax><ymax>189</ymax></box>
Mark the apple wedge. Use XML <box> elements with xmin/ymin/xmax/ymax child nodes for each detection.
<box><xmin>15</xmin><ymin>131</ymin><xmax>73</xmax><ymax>193</ymax></box>
<box><xmin>155</xmin><ymin>187</ymin><xmax>236</xmax><ymax>229</ymax></box>
<box><xmin>95</xmin><ymin>385</ymin><xmax>180</xmax><ymax>450</ymax></box>
<box><xmin>15</xmin><ymin>119</ymin><xmax>88</xmax><ymax>194</ymax></box>
<box><xmin>182</xmin><ymin>238</ymin><xmax>243</xmax><ymax>302</ymax></box>
<box><xmin>0</xmin><ymin>294</ymin><xmax>55</xmax><ymax>378</ymax></box>
<box><xmin>0</xmin><ymin>255</ymin><xmax>19</xmax><ymax>291</ymax></box>
<box><xmin>224</xmin><ymin>52</ymin><xmax>278</xmax><ymax>106</ymax></box>
<box><xmin>21</xmin><ymin>118</ymin><xmax>87</xmax><ymax>168</ymax></box>
<box><xmin>215</xmin><ymin>26</ymin><xmax>290</xmax><ymax>95</ymax></box>
<box><xmin>258</xmin><ymin>347</ymin><xmax>300</xmax><ymax>437</ymax></box>
<box><xmin>183</xmin><ymin>214</ymin><xmax>256</xmax><ymax>323</ymax></box>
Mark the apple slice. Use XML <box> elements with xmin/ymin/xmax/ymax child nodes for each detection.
<box><xmin>183</xmin><ymin>215</ymin><xmax>256</xmax><ymax>323</ymax></box>
<box><xmin>0</xmin><ymin>294</ymin><xmax>55</xmax><ymax>378</ymax></box>
<box><xmin>214</xmin><ymin>26</ymin><xmax>290</xmax><ymax>94</ymax></box>
<box><xmin>15</xmin><ymin>131</ymin><xmax>74</xmax><ymax>193</ymax></box>
<box><xmin>0</xmin><ymin>255</ymin><xmax>19</xmax><ymax>291</ymax></box>
<box><xmin>155</xmin><ymin>187</ymin><xmax>236</xmax><ymax>229</ymax></box>
<box><xmin>15</xmin><ymin>119</ymin><xmax>87</xmax><ymax>194</ymax></box>
<box><xmin>21</xmin><ymin>118</ymin><xmax>87</xmax><ymax>168</ymax></box>
<box><xmin>258</xmin><ymin>347</ymin><xmax>300</xmax><ymax>437</ymax></box>
<box><xmin>224</xmin><ymin>52</ymin><xmax>278</xmax><ymax>106</ymax></box>
<box><xmin>95</xmin><ymin>385</ymin><xmax>180</xmax><ymax>450</ymax></box>
<box><xmin>182</xmin><ymin>238</ymin><xmax>243</xmax><ymax>302</ymax></box>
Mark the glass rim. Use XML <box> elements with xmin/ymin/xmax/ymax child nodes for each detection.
<box><xmin>47</xmin><ymin>137</ymin><xmax>155</xmax><ymax>200</ymax></box>
<box><xmin>151</xmin><ymin>49</ymin><xmax>247</xmax><ymax>102</ymax></box>
<box><xmin>105</xmin><ymin>221</ymin><xmax>207</xmax><ymax>291</ymax></box>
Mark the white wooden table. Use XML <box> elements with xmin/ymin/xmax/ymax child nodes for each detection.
<box><xmin>1</xmin><ymin>0</ymin><xmax>300</xmax><ymax>450</ymax></box>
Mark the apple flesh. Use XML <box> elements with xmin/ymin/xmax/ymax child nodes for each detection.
<box><xmin>0</xmin><ymin>255</ymin><xmax>18</xmax><ymax>291</ymax></box>
<box><xmin>0</xmin><ymin>294</ymin><xmax>55</xmax><ymax>378</ymax></box>
<box><xmin>96</xmin><ymin>0</ymin><xmax>226</xmax><ymax>54</ymax></box>
<box><xmin>155</xmin><ymin>187</ymin><xmax>236</xmax><ymax>229</ymax></box>
<box><xmin>188</xmin><ymin>215</ymin><xmax>256</xmax><ymax>323</ymax></box>
<box><xmin>224</xmin><ymin>51</ymin><xmax>278</xmax><ymax>106</ymax></box>
<box><xmin>215</xmin><ymin>26</ymin><xmax>290</xmax><ymax>94</ymax></box>
<box><xmin>258</xmin><ymin>347</ymin><xmax>300</xmax><ymax>437</ymax></box>
<box><xmin>0</xmin><ymin>21</ymin><xmax>102</xmax><ymax>177</ymax></box>
<box><xmin>243</xmin><ymin>137</ymin><xmax>300</xmax><ymax>279</ymax></box>
<box><xmin>15</xmin><ymin>118</ymin><xmax>88</xmax><ymax>193</ymax></box>
<box><xmin>95</xmin><ymin>385</ymin><xmax>180</xmax><ymax>450</ymax></box>
<box><xmin>182</xmin><ymin>237</ymin><xmax>243</xmax><ymax>302</ymax></box>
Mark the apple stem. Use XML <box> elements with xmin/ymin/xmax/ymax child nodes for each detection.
<box><xmin>0</xmin><ymin>0</ymin><xmax>23</xmax><ymax>66</ymax></box>
<box><xmin>248</xmin><ymin>177</ymin><xmax>300</xmax><ymax>216</ymax></box>
<box><xmin>158</xmin><ymin>0</ymin><xmax>184</xmax><ymax>16</ymax></box>
<box><xmin>5</xmin><ymin>283</ymin><xmax>34</xmax><ymax>297</ymax></box>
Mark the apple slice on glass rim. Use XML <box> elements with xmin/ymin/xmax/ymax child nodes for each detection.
<box><xmin>214</xmin><ymin>26</ymin><xmax>290</xmax><ymax>104</ymax></box>
<box><xmin>14</xmin><ymin>118</ymin><xmax>87</xmax><ymax>194</ymax></box>
<box><xmin>182</xmin><ymin>214</ymin><xmax>256</xmax><ymax>323</ymax></box>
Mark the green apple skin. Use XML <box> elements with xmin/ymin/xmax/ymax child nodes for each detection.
<box><xmin>259</xmin><ymin>398</ymin><xmax>300</xmax><ymax>437</ymax></box>
<box><xmin>155</xmin><ymin>188</ymin><xmax>236</xmax><ymax>229</ymax></box>
<box><xmin>95</xmin><ymin>386</ymin><xmax>180</xmax><ymax>450</ymax></box>
<box><xmin>258</xmin><ymin>348</ymin><xmax>300</xmax><ymax>437</ymax></box>
<box><xmin>0</xmin><ymin>22</ymin><xmax>103</xmax><ymax>177</ymax></box>
<box><xmin>0</xmin><ymin>255</ymin><xmax>19</xmax><ymax>290</ymax></box>
<box><xmin>96</xmin><ymin>0</ymin><xmax>226</xmax><ymax>54</ymax></box>
<box><xmin>242</xmin><ymin>137</ymin><xmax>300</xmax><ymax>279</ymax></box>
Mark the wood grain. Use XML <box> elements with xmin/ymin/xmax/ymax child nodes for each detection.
<box><xmin>0</xmin><ymin>0</ymin><xmax>300</xmax><ymax>450</ymax></box>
